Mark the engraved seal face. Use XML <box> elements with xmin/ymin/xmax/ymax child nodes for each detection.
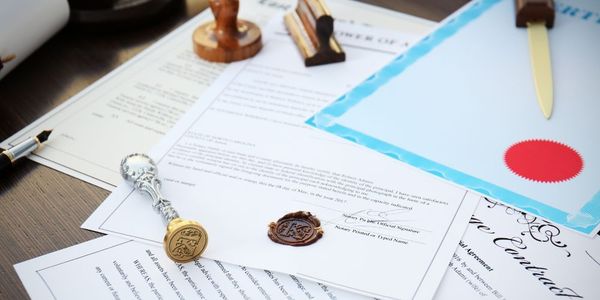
<box><xmin>268</xmin><ymin>211</ymin><xmax>323</xmax><ymax>246</ymax></box>
<box><xmin>164</xmin><ymin>218</ymin><xmax>208</xmax><ymax>263</ymax></box>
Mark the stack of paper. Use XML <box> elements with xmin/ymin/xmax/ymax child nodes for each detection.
<box><xmin>10</xmin><ymin>0</ymin><xmax>600</xmax><ymax>299</ymax></box>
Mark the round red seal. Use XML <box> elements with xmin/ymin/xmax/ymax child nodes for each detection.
<box><xmin>504</xmin><ymin>139</ymin><xmax>583</xmax><ymax>183</ymax></box>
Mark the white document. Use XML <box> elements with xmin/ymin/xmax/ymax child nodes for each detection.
<box><xmin>0</xmin><ymin>0</ymin><xmax>433</xmax><ymax>190</ymax></box>
<box><xmin>83</xmin><ymin>19</ymin><xmax>480</xmax><ymax>300</ymax></box>
<box><xmin>18</xmin><ymin>199</ymin><xmax>599</xmax><ymax>300</ymax></box>
<box><xmin>15</xmin><ymin>235</ymin><xmax>372</xmax><ymax>300</ymax></box>
<box><xmin>436</xmin><ymin>197</ymin><xmax>600</xmax><ymax>299</ymax></box>
<box><xmin>0</xmin><ymin>0</ymin><xmax>69</xmax><ymax>79</ymax></box>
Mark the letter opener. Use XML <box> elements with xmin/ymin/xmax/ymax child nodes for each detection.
<box><xmin>515</xmin><ymin>0</ymin><xmax>555</xmax><ymax>119</ymax></box>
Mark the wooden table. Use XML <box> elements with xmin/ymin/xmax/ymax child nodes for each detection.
<box><xmin>0</xmin><ymin>1</ymin><xmax>466</xmax><ymax>298</ymax></box>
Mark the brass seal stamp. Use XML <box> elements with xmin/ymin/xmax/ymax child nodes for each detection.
<box><xmin>121</xmin><ymin>153</ymin><xmax>208</xmax><ymax>263</ymax></box>
<box><xmin>268</xmin><ymin>211</ymin><xmax>323</xmax><ymax>246</ymax></box>
<box><xmin>165</xmin><ymin>218</ymin><xmax>208</xmax><ymax>263</ymax></box>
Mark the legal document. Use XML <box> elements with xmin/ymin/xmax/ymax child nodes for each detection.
<box><xmin>21</xmin><ymin>198</ymin><xmax>597</xmax><ymax>299</ymax></box>
<box><xmin>0</xmin><ymin>0</ymin><xmax>433</xmax><ymax>190</ymax></box>
<box><xmin>15</xmin><ymin>235</ymin><xmax>371</xmax><ymax>300</ymax></box>
<box><xmin>436</xmin><ymin>197</ymin><xmax>599</xmax><ymax>299</ymax></box>
<box><xmin>15</xmin><ymin>198</ymin><xmax>600</xmax><ymax>300</ymax></box>
<box><xmin>83</xmin><ymin>19</ymin><xmax>480</xmax><ymax>300</ymax></box>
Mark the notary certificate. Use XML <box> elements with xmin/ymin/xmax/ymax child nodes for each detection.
<box><xmin>308</xmin><ymin>0</ymin><xmax>600</xmax><ymax>235</ymax></box>
<box><xmin>83</xmin><ymin>19</ymin><xmax>479</xmax><ymax>300</ymax></box>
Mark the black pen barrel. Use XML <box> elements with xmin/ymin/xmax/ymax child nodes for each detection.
<box><xmin>0</xmin><ymin>152</ymin><xmax>12</xmax><ymax>172</ymax></box>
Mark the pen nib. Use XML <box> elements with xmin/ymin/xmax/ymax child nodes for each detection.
<box><xmin>36</xmin><ymin>130</ymin><xmax>53</xmax><ymax>143</ymax></box>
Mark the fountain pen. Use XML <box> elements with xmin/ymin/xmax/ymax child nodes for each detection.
<box><xmin>0</xmin><ymin>130</ymin><xmax>52</xmax><ymax>171</ymax></box>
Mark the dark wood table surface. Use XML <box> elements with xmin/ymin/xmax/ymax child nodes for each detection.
<box><xmin>0</xmin><ymin>1</ymin><xmax>466</xmax><ymax>298</ymax></box>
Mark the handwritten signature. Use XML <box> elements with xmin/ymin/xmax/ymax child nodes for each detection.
<box><xmin>339</xmin><ymin>208</ymin><xmax>419</xmax><ymax>234</ymax></box>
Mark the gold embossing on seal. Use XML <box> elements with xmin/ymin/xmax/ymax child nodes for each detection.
<box><xmin>164</xmin><ymin>218</ymin><xmax>208</xmax><ymax>263</ymax></box>
<box><xmin>268</xmin><ymin>211</ymin><xmax>323</xmax><ymax>246</ymax></box>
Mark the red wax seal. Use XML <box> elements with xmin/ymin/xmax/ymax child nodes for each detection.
<box><xmin>504</xmin><ymin>139</ymin><xmax>583</xmax><ymax>183</ymax></box>
<box><xmin>268</xmin><ymin>211</ymin><xmax>323</xmax><ymax>246</ymax></box>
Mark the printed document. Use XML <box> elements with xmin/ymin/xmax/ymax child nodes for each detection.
<box><xmin>22</xmin><ymin>197</ymin><xmax>599</xmax><ymax>299</ymax></box>
<box><xmin>15</xmin><ymin>235</ymin><xmax>371</xmax><ymax>300</ymax></box>
<box><xmin>436</xmin><ymin>197</ymin><xmax>600</xmax><ymax>299</ymax></box>
<box><xmin>83</xmin><ymin>19</ymin><xmax>479</xmax><ymax>300</ymax></box>
<box><xmin>0</xmin><ymin>0</ymin><xmax>433</xmax><ymax>190</ymax></box>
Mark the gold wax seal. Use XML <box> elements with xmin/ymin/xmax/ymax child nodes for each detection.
<box><xmin>164</xmin><ymin>218</ymin><xmax>208</xmax><ymax>263</ymax></box>
<box><xmin>268</xmin><ymin>211</ymin><xmax>323</xmax><ymax>246</ymax></box>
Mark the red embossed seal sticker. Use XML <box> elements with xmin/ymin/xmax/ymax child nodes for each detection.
<box><xmin>504</xmin><ymin>139</ymin><xmax>583</xmax><ymax>183</ymax></box>
<box><xmin>268</xmin><ymin>211</ymin><xmax>323</xmax><ymax>246</ymax></box>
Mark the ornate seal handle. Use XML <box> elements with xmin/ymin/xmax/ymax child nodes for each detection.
<box><xmin>120</xmin><ymin>153</ymin><xmax>179</xmax><ymax>223</ymax></box>
<box><xmin>120</xmin><ymin>153</ymin><xmax>208</xmax><ymax>263</ymax></box>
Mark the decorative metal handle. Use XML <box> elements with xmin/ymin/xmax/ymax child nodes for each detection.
<box><xmin>120</xmin><ymin>153</ymin><xmax>209</xmax><ymax>263</ymax></box>
<box><xmin>120</xmin><ymin>153</ymin><xmax>179</xmax><ymax>223</ymax></box>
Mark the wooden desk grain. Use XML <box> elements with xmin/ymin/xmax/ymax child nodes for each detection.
<box><xmin>0</xmin><ymin>1</ymin><xmax>466</xmax><ymax>298</ymax></box>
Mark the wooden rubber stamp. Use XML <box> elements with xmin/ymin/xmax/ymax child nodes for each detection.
<box><xmin>284</xmin><ymin>0</ymin><xmax>345</xmax><ymax>67</ymax></box>
<box><xmin>193</xmin><ymin>0</ymin><xmax>262</xmax><ymax>63</ymax></box>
